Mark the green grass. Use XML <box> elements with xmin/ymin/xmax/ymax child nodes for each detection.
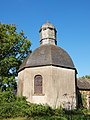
<box><xmin>1</xmin><ymin>117</ymin><xmax>27</xmax><ymax>120</ymax></box>
<box><xmin>0</xmin><ymin>116</ymin><xmax>67</xmax><ymax>120</ymax></box>
<box><xmin>1</xmin><ymin>114</ymin><xmax>90</xmax><ymax>120</ymax></box>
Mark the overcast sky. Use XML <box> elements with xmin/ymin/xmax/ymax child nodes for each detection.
<box><xmin>0</xmin><ymin>0</ymin><xmax>90</xmax><ymax>77</ymax></box>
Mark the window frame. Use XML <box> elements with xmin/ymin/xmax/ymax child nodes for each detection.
<box><xmin>34</xmin><ymin>75</ymin><xmax>43</xmax><ymax>95</ymax></box>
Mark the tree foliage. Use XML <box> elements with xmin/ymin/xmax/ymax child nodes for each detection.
<box><xmin>81</xmin><ymin>75</ymin><xmax>90</xmax><ymax>79</ymax></box>
<box><xmin>0</xmin><ymin>22</ymin><xmax>31</xmax><ymax>91</ymax></box>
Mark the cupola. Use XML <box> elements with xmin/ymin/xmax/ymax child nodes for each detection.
<box><xmin>39</xmin><ymin>21</ymin><xmax>57</xmax><ymax>46</ymax></box>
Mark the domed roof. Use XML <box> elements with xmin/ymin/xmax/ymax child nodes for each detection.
<box><xmin>18</xmin><ymin>45</ymin><xmax>75</xmax><ymax>72</ymax></box>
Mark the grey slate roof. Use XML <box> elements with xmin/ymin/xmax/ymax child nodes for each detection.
<box><xmin>77</xmin><ymin>78</ymin><xmax>90</xmax><ymax>90</ymax></box>
<box><xmin>18</xmin><ymin>45</ymin><xmax>75</xmax><ymax>72</ymax></box>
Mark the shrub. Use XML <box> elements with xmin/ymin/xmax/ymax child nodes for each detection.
<box><xmin>0</xmin><ymin>91</ymin><xmax>54</xmax><ymax>118</ymax></box>
<box><xmin>0</xmin><ymin>91</ymin><xmax>90</xmax><ymax>120</ymax></box>
<box><xmin>0</xmin><ymin>91</ymin><xmax>16</xmax><ymax>103</ymax></box>
<box><xmin>0</xmin><ymin>91</ymin><xmax>28</xmax><ymax>118</ymax></box>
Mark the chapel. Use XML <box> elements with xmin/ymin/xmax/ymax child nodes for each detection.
<box><xmin>17</xmin><ymin>22</ymin><xmax>77</xmax><ymax>109</ymax></box>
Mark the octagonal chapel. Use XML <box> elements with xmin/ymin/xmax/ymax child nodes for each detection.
<box><xmin>17</xmin><ymin>22</ymin><xmax>77</xmax><ymax>109</ymax></box>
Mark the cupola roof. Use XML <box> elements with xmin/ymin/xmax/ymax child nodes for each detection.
<box><xmin>18</xmin><ymin>45</ymin><xmax>75</xmax><ymax>72</ymax></box>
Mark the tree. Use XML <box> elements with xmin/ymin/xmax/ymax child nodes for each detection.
<box><xmin>0</xmin><ymin>22</ymin><xmax>31</xmax><ymax>91</ymax></box>
<box><xmin>82</xmin><ymin>75</ymin><xmax>90</xmax><ymax>79</ymax></box>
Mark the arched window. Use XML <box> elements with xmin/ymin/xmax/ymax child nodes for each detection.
<box><xmin>34</xmin><ymin>75</ymin><xmax>43</xmax><ymax>95</ymax></box>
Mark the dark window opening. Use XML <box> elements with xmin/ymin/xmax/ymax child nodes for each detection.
<box><xmin>34</xmin><ymin>75</ymin><xmax>43</xmax><ymax>95</ymax></box>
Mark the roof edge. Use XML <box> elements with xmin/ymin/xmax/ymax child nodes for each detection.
<box><xmin>18</xmin><ymin>64</ymin><xmax>77</xmax><ymax>73</ymax></box>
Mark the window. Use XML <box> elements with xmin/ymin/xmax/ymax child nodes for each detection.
<box><xmin>34</xmin><ymin>75</ymin><xmax>43</xmax><ymax>95</ymax></box>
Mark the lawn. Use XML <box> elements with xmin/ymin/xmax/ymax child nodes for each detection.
<box><xmin>0</xmin><ymin>116</ymin><xmax>67</xmax><ymax>120</ymax></box>
<box><xmin>1</xmin><ymin>117</ymin><xmax>26</xmax><ymax>120</ymax></box>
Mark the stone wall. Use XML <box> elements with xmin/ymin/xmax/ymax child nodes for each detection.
<box><xmin>17</xmin><ymin>66</ymin><xmax>76</xmax><ymax>109</ymax></box>
<box><xmin>79</xmin><ymin>90</ymin><xmax>90</xmax><ymax>108</ymax></box>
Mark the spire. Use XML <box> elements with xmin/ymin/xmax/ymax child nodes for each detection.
<box><xmin>39</xmin><ymin>21</ymin><xmax>57</xmax><ymax>46</ymax></box>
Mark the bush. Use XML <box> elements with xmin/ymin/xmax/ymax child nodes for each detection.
<box><xmin>0</xmin><ymin>91</ymin><xmax>54</xmax><ymax>118</ymax></box>
<box><xmin>0</xmin><ymin>91</ymin><xmax>90</xmax><ymax>120</ymax></box>
<box><xmin>0</xmin><ymin>91</ymin><xmax>27</xmax><ymax>118</ymax></box>
<box><xmin>0</xmin><ymin>91</ymin><xmax>16</xmax><ymax>103</ymax></box>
